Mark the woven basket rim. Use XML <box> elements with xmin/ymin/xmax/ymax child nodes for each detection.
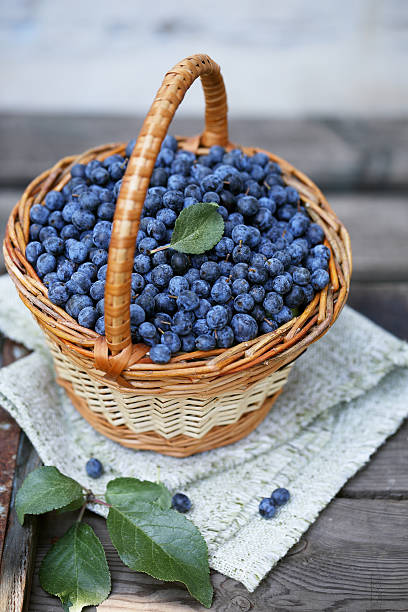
<box><xmin>4</xmin><ymin>138</ymin><xmax>351</xmax><ymax>386</ymax></box>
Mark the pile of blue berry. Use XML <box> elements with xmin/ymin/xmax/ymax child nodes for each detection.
<box><xmin>25</xmin><ymin>135</ymin><xmax>330</xmax><ymax>364</ymax></box>
<box><xmin>259</xmin><ymin>487</ymin><xmax>290</xmax><ymax>519</ymax></box>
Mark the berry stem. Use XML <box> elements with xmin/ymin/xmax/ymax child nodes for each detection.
<box><xmin>149</xmin><ymin>244</ymin><xmax>170</xmax><ymax>254</ymax></box>
<box><xmin>89</xmin><ymin>497</ymin><xmax>112</xmax><ymax>508</ymax></box>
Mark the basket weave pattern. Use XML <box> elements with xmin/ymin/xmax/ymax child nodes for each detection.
<box><xmin>3</xmin><ymin>54</ymin><xmax>351</xmax><ymax>456</ymax></box>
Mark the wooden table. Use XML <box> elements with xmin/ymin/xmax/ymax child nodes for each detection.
<box><xmin>0</xmin><ymin>115</ymin><xmax>407</xmax><ymax>611</ymax></box>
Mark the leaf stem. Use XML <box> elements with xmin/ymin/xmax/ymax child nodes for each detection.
<box><xmin>149</xmin><ymin>244</ymin><xmax>170</xmax><ymax>254</ymax></box>
<box><xmin>77</xmin><ymin>501</ymin><xmax>87</xmax><ymax>523</ymax></box>
<box><xmin>89</xmin><ymin>496</ymin><xmax>112</xmax><ymax>508</ymax></box>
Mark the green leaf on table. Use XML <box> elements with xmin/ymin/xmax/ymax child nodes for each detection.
<box><xmin>170</xmin><ymin>202</ymin><xmax>224</xmax><ymax>254</ymax></box>
<box><xmin>15</xmin><ymin>466</ymin><xmax>84</xmax><ymax>525</ymax></box>
<box><xmin>39</xmin><ymin>522</ymin><xmax>111</xmax><ymax>612</ymax></box>
<box><xmin>56</xmin><ymin>496</ymin><xmax>86</xmax><ymax>515</ymax></box>
<box><xmin>106</xmin><ymin>496</ymin><xmax>213</xmax><ymax>608</ymax></box>
<box><xmin>106</xmin><ymin>477</ymin><xmax>172</xmax><ymax>510</ymax></box>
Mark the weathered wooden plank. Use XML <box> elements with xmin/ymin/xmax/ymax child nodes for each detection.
<box><xmin>28</xmin><ymin>499</ymin><xmax>408</xmax><ymax>611</ymax></box>
<box><xmin>348</xmin><ymin>282</ymin><xmax>408</xmax><ymax>340</ymax></box>
<box><xmin>329</xmin><ymin>195</ymin><xmax>408</xmax><ymax>282</ymax></box>
<box><xmin>0</xmin><ymin>433</ymin><xmax>41</xmax><ymax>612</ymax></box>
<box><xmin>1</xmin><ymin>114</ymin><xmax>407</xmax><ymax>190</ymax></box>
<box><xmin>341</xmin><ymin>420</ymin><xmax>408</xmax><ymax>499</ymax></box>
<box><xmin>1</xmin><ymin>189</ymin><xmax>407</xmax><ymax>282</ymax></box>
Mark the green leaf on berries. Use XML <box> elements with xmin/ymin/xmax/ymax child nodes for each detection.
<box><xmin>170</xmin><ymin>202</ymin><xmax>224</xmax><ymax>254</ymax></box>
<box><xmin>15</xmin><ymin>466</ymin><xmax>83</xmax><ymax>525</ymax></box>
<box><xmin>106</xmin><ymin>495</ymin><xmax>213</xmax><ymax>608</ymax></box>
<box><xmin>39</xmin><ymin>522</ymin><xmax>110</xmax><ymax>612</ymax></box>
<box><xmin>106</xmin><ymin>477</ymin><xmax>172</xmax><ymax>510</ymax></box>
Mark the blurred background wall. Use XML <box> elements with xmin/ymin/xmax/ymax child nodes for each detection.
<box><xmin>1</xmin><ymin>0</ymin><xmax>407</xmax><ymax>117</ymax></box>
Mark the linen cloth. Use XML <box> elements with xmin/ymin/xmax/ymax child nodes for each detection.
<box><xmin>0</xmin><ymin>274</ymin><xmax>407</xmax><ymax>591</ymax></box>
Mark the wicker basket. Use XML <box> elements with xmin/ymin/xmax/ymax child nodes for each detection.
<box><xmin>4</xmin><ymin>54</ymin><xmax>351</xmax><ymax>457</ymax></box>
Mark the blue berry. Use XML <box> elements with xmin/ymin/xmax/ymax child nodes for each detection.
<box><xmin>248</xmin><ymin>266</ymin><xmax>268</xmax><ymax>284</ymax></box>
<box><xmin>78</xmin><ymin>306</ymin><xmax>98</xmax><ymax>329</ymax></box>
<box><xmin>90</xmin><ymin>280</ymin><xmax>105</xmax><ymax>301</ymax></box>
<box><xmin>155</xmin><ymin>293</ymin><xmax>177</xmax><ymax>315</ymax></box>
<box><xmin>273</xmin><ymin>306</ymin><xmax>294</xmax><ymax>326</ymax></box>
<box><xmin>170</xmin><ymin>252</ymin><xmax>189</xmax><ymax>274</ymax></box>
<box><xmin>232</xmin><ymin>244</ymin><xmax>251</xmax><ymax>264</ymax></box>
<box><xmin>285</xmin><ymin>286</ymin><xmax>305</xmax><ymax>308</ymax></box>
<box><xmin>43</xmin><ymin>236</ymin><xmax>64</xmax><ymax>255</ymax></box>
<box><xmin>97</xmin><ymin>202</ymin><xmax>115</xmax><ymax>220</ymax></box>
<box><xmin>29</xmin><ymin>223</ymin><xmax>43</xmax><ymax>241</ymax></box>
<box><xmin>195</xmin><ymin>298</ymin><xmax>211</xmax><ymax>318</ymax></box>
<box><xmin>232</xmin><ymin>278</ymin><xmax>250</xmax><ymax>296</ymax></box>
<box><xmin>171</xmin><ymin>492</ymin><xmax>191</xmax><ymax>513</ymax></box>
<box><xmin>139</xmin><ymin>321</ymin><xmax>156</xmax><ymax>340</ymax></box>
<box><xmin>200</xmin><ymin>261</ymin><xmax>220</xmax><ymax>282</ymax></box>
<box><xmin>66</xmin><ymin>271</ymin><xmax>92</xmax><ymax>295</ymax></box>
<box><xmin>288</xmin><ymin>212</ymin><xmax>309</xmax><ymax>237</ymax></box>
<box><xmin>168</xmin><ymin>276</ymin><xmax>189</xmax><ymax>296</ymax></box>
<box><xmin>161</xmin><ymin>331</ymin><xmax>181</xmax><ymax>354</ymax></box>
<box><xmin>259</xmin><ymin>498</ymin><xmax>276</xmax><ymax>519</ymax></box>
<box><xmin>191</xmin><ymin>279</ymin><xmax>210</xmax><ymax>298</ymax></box>
<box><xmin>93</xmin><ymin>221</ymin><xmax>111</xmax><ymax>250</ymax></box>
<box><xmin>203</xmin><ymin>191</ymin><xmax>220</xmax><ymax>204</ymax></box>
<box><xmin>216</xmin><ymin>325</ymin><xmax>234</xmax><ymax>348</ymax></box>
<box><xmin>133</xmin><ymin>254</ymin><xmax>151</xmax><ymax>274</ymax></box>
<box><xmin>45</xmin><ymin>191</ymin><xmax>64</xmax><ymax>211</ymax></box>
<box><xmin>97</xmin><ymin>264</ymin><xmax>108</xmax><ymax>281</ymax></box>
<box><xmin>61</xmin><ymin>224</ymin><xmax>80</xmax><ymax>240</ymax></box>
<box><xmin>234</xmin><ymin>293</ymin><xmax>254</xmax><ymax>313</ymax></box>
<box><xmin>48</xmin><ymin>282</ymin><xmax>69</xmax><ymax>306</ymax></box>
<box><xmin>86</xmin><ymin>457</ymin><xmax>103</xmax><ymax>479</ymax></box>
<box><xmin>249</xmin><ymin>285</ymin><xmax>265</xmax><ymax>304</ymax></box>
<box><xmin>272</xmin><ymin>274</ymin><xmax>293</xmax><ymax>294</ymax></box>
<box><xmin>206</xmin><ymin>305</ymin><xmax>229</xmax><ymax>330</ymax></box>
<box><xmin>180</xmin><ymin>333</ymin><xmax>195</xmax><ymax>352</ymax></box>
<box><xmin>311</xmin><ymin>269</ymin><xmax>330</xmax><ymax>290</ymax></box>
<box><xmin>151</xmin><ymin>264</ymin><xmax>173</xmax><ymax>288</ymax></box>
<box><xmin>95</xmin><ymin>316</ymin><xmax>105</xmax><ymax>335</ymax></box>
<box><xmin>231</xmin><ymin>313</ymin><xmax>258</xmax><ymax>342</ymax></box>
<box><xmin>293</xmin><ymin>267</ymin><xmax>310</xmax><ymax>286</ymax></box>
<box><xmin>271</xmin><ymin>487</ymin><xmax>290</xmax><ymax>506</ymax></box>
<box><xmin>150</xmin><ymin>343</ymin><xmax>171</xmax><ymax>364</ymax></box>
<box><xmin>311</xmin><ymin>244</ymin><xmax>330</xmax><ymax>261</ymax></box>
<box><xmin>177</xmin><ymin>290</ymin><xmax>199</xmax><ymax>311</ymax></box>
<box><xmin>66</xmin><ymin>240</ymin><xmax>88</xmax><ymax>263</ymax></box>
<box><xmin>306</xmin><ymin>223</ymin><xmax>325</xmax><ymax>246</ymax></box>
<box><xmin>39</xmin><ymin>226</ymin><xmax>57</xmax><ymax>243</ymax></box>
<box><xmin>265</xmin><ymin>258</ymin><xmax>284</xmax><ymax>278</ymax></box>
<box><xmin>172</xmin><ymin>311</ymin><xmax>193</xmax><ymax>336</ymax></box>
<box><xmin>231</xmin><ymin>263</ymin><xmax>248</xmax><ymax>280</ymax></box>
<box><xmin>36</xmin><ymin>253</ymin><xmax>57</xmax><ymax>276</ymax></box>
<box><xmin>196</xmin><ymin>334</ymin><xmax>216</xmax><ymax>351</ymax></box>
<box><xmin>130</xmin><ymin>304</ymin><xmax>146</xmax><ymax>325</ymax></box>
<box><xmin>30</xmin><ymin>204</ymin><xmax>50</xmax><ymax>225</ymax></box>
<box><xmin>260</xmin><ymin>319</ymin><xmax>278</xmax><ymax>333</ymax></box>
<box><xmin>193</xmin><ymin>319</ymin><xmax>210</xmax><ymax>336</ymax></box>
<box><xmin>66</xmin><ymin>294</ymin><xmax>93</xmax><ymax>319</ymax></box>
<box><xmin>26</xmin><ymin>241</ymin><xmax>44</xmax><ymax>265</ymax></box>
<box><xmin>263</xmin><ymin>292</ymin><xmax>284</xmax><ymax>315</ymax></box>
<box><xmin>215</xmin><ymin>237</ymin><xmax>234</xmax><ymax>258</ymax></box>
<box><xmin>211</xmin><ymin>280</ymin><xmax>231</xmax><ymax>304</ymax></box>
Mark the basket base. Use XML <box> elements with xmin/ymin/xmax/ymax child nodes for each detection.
<box><xmin>64</xmin><ymin>383</ymin><xmax>283</xmax><ymax>457</ymax></box>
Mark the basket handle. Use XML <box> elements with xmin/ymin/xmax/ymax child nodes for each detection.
<box><xmin>104</xmin><ymin>54</ymin><xmax>229</xmax><ymax>354</ymax></box>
